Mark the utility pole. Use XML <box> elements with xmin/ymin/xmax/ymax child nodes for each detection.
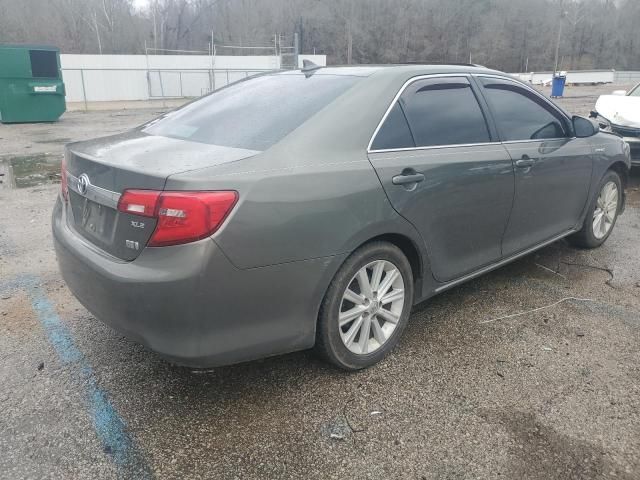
<box><xmin>346</xmin><ymin>22</ymin><xmax>352</xmax><ymax>64</ymax></box>
<box><xmin>345</xmin><ymin>0</ymin><xmax>354</xmax><ymax>65</ymax></box>
<box><xmin>553</xmin><ymin>9</ymin><xmax>567</xmax><ymax>75</ymax></box>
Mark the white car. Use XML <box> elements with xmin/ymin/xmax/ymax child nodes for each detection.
<box><xmin>593</xmin><ymin>83</ymin><xmax>640</xmax><ymax>166</ymax></box>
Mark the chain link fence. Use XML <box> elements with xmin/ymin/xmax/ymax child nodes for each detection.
<box><xmin>614</xmin><ymin>71</ymin><xmax>640</xmax><ymax>85</ymax></box>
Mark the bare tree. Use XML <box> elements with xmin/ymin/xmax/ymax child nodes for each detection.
<box><xmin>1</xmin><ymin>0</ymin><xmax>639</xmax><ymax>71</ymax></box>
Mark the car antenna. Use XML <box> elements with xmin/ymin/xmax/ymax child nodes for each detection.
<box><xmin>301</xmin><ymin>59</ymin><xmax>322</xmax><ymax>77</ymax></box>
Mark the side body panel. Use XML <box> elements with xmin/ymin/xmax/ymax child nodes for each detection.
<box><xmin>167</xmin><ymin>154</ymin><xmax>426</xmax><ymax>270</ymax></box>
<box><xmin>473</xmin><ymin>75</ymin><xmax>595</xmax><ymax>255</ymax></box>
<box><xmin>500</xmin><ymin>138</ymin><xmax>593</xmax><ymax>255</ymax></box>
<box><xmin>368</xmin><ymin>145</ymin><xmax>514</xmax><ymax>282</ymax></box>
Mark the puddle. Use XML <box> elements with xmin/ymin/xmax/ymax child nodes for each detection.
<box><xmin>0</xmin><ymin>153</ymin><xmax>62</xmax><ymax>189</ymax></box>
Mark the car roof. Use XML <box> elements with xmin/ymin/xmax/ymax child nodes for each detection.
<box><xmin>286</xmin><ymin>63</ymin><xmax>506</xmax><ymax>79</ymax></box>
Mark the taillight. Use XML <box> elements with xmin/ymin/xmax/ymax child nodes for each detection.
<box><xmin>61</xmin><ymin>157</ymin><xmax>68</xmax><ymax>201</ymax></box>
<box><xmin>117</xmin><ymin>190</ymin><xmax>160</xmax><ymax>217</ymax></box>
<box><xmin>117</xmin><ymin>190</ymin><xmax>238</xmax><ymax>247</ymax></box>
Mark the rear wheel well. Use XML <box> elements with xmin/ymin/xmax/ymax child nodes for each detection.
<box><xmin>359</xmin><ymin>234</ymin><xmax>423</xmax><ymax>284</ymax></box>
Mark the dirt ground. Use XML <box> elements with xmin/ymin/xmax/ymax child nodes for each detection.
<box><xmin>0</xmin><ymin>84</ymin><xmax>639</xmax><ymax>480</ymax></box>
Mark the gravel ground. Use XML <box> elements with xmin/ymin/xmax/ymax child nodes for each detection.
<box><xmin>0</xmin><ymin>85</ymin><xmax>639</xmax><ymax>480</ymax></box>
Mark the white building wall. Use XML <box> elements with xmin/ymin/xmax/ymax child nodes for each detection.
<box><xmin>60</xmin><ymin>54</ymin><xmax>326</xmax><ymax>102</ymax></box>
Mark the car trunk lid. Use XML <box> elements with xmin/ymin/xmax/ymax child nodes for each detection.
<box><xmin>64</xmin><ymin>130</ymin><xmax>258</xmax><ymax>260</ymax></box>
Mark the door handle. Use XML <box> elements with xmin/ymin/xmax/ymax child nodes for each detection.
<box><xmin>515</xmin><ymin>155</ymin><xmax>536</xmax><ymax>168</ymax></box>
<box><xmin>392</xmin><ymin>172</ymin><xmax>425</xmax><ymax>185</ymax></box>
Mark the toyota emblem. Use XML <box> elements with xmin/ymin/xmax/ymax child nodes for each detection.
<box><xmin>77</xmin><ymin>174</ymin><xmax>90</xmax><ymax>195</ymax></box>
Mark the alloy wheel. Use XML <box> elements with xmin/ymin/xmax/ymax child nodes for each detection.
<box><xmin>592</xmin><ymin>181</ymin><xmax>619</xmax><ymax>239</ymax></box>
<box><xmin>338</xmin><ymin>260</ymin><xmax>405</xmax><ymax>355</ymax></box>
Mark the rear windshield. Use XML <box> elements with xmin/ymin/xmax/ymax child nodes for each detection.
<box><xmin>144</xmin><ymin>73</ymin><xmax>360</xmax><ymax>150</ymax></box>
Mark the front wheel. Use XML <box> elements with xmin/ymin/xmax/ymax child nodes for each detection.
<box><xmin>315</xmin><ymin>242</ymin><xmax>414</xmax><ymax>370</ymax></box>
<box><xmin>568</xmin><ymin>170</ymin><xmax>622</xmax><ymax>249</ymax></box>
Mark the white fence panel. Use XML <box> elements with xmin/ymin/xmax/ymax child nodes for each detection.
<box><xmin>86</xmin><ymin>69</ymin><xmax>148</xmax><ymax>102</ymax></box>
<box><xmin>59</xmin><ymin>54</ymin><xmax>326</xmax><ymax>103</ymax></box>
<box><xmin>60</xmin><ymin>69</ymin><xmax>84</xmax><ymax>102</ymax></box>
<box><xmin>179</xmin><ymin>71</ymin><xmax>213</xmax><ymax>97</ymax></box>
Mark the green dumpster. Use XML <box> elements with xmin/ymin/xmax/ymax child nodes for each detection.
<box><xmin>0</xmin><ymin>44</ymin><xmax>66</xmax><ymax>123</ymax></box>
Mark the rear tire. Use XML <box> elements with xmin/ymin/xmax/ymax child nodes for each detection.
<box><xmin>568</xmin><ymin>170</ymin><xmax>622</xmax><ymax>249</ymax></box>
<box><xmin>315</xmin><ymin>242</ymin><xmax>414</xmax><ymax>370</ymax></box>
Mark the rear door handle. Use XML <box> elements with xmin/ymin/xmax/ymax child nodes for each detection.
<box><xmin>515</xmin><ymin>155</ymin><xmax>536</xmax><ymax>168</ymax></box>
<box><xmin>392</xmin><ymin>172</ymin><xmax>425</xmax><ymax>185</ymax></box>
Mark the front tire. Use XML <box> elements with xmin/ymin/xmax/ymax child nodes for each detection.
<box><xmin>568</xmin><ymin>170</ymin><xmax>622</xmax><ymax>249</ymax></box>
<box><xmin>315</xmin><ymin>242</ymin><xmax>414</xmax><ymax>370</ymax></box>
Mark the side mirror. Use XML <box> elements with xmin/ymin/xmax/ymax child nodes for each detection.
<box><xmin>612</xmin><ymin>90</ymin><xmax>627</xmax><ymax>96</ymax></box>
<box><xmin>573</xmin><ymin>115</ymin><xmax>598</xmax><ymax>138</ymax></box>
<box><xmin>589</xmin><ymin>110</ymin><xmax>598</xmax><ymax>119</ymax></box>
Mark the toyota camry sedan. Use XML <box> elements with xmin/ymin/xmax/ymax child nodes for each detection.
<box><xmin>53</xmin><ymin>64</ymin><xmax>630</xmax><ymax>370</ymax></box>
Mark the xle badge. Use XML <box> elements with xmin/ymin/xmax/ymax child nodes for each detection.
<box><xmin>125</xmin><ymin>240</ymin><xmax>139</xmax><ymax>250</ymax></box>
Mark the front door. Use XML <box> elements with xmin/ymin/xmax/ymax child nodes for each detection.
<box><xmin>476</xmin><ymin>77</ymin><xmax>593</xmax><ymax>256</ymax></box>
<box><xmin>368</xmin><ymin>76</ymin><xmax>514</xmax><ymax>282</ymax></box>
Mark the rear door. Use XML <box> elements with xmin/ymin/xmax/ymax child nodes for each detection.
<box><xmin>368</xmin><ymin>76</ymin><xmax>514</xmax><ymax>282</ymax></box>
<box><xmin>476</xmin><ymin>76</ymin><xmax>593</xmax><ymax>256</ymax></box>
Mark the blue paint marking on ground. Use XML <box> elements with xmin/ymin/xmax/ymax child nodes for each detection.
<box><xmin>3</xmin><ymin>276</ymin><xmax>153</xmax><ymax>479</ymax></box>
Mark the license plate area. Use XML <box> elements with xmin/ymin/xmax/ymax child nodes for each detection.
<box><xmin>69</xmin><ymin>190</ymin><xmax>117</xmax><ymax>245</ymax></box>
<box><xmin>67</xmin><ymin>190</ymin><xmax>157</xmax><ymax>261</ymax></box>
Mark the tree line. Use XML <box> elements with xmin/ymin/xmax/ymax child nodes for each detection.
<box><xmin>0</xmin><ymin>0</ymin><xmax>639</xmax><ymax>72</ymax></box>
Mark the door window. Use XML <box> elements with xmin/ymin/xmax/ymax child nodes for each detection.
<box><xmin>399</xmin><ymin>77</ymin><xmax>491</xmax><ymax>147</ymax></box>
<box><xmin>479</xmin><ymin>78</ymin><xmax>568</xmax><ymax>141</ymax></box>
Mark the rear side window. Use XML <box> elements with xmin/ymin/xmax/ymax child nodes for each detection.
<box><xmin>399</xmin><ymin>77</ymin><xmax>491</xmax><ymax>147</ymax></box>
<box><xmin>371</xmin><ymin>103</ymin><xmax>415</xmax><ymax>150</ymax></box>
<box><xmin>29</xmin><ymin>50</ymin><xmax>58</xmax><ymax>78</ymax></box>
<box><xmin>144</xmin><ymin>74</ymin><xmax>360</xmax><ymax>150</ymax></box>
<box><xmin>479</xmin><ymin>78</ymin><xmax>568</xmax><ymax>141</ymax></box>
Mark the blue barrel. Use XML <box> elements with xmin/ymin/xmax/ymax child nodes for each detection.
<box><xmin>551</xmin><ymin>75</ymin><xmax>566</xmax><ymax>98</ymax></box>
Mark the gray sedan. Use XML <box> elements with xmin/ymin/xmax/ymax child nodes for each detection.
<box><xmin>53</xmin><ymin>64</ymin><xmax>631</xmax><ymax>370</ymax></box>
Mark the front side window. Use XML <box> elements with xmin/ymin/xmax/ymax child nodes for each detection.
<box><xmin>398</xmin><ymin>77</ymin><xmax>491</xmax><ymax>148</ymax></box>
<box><xmin>479</xmin><ymin>78</ymin><xmax>568</xmax><ymax>141</ymax></box>
<box><xmin>144</xmin><ymin>73</ymin><xmax>360</xmax><ymax>150</ymax></box>
<box><xmin>628</xmin><ymin>84</ymin><xmax>640</xmax><ymax>97</ymax></box>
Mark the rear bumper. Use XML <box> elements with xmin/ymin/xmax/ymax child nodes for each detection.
<box><xmin>52</xmin><ymin>197</ymin><xmax>339</xmax><ymax>367</ymax></box>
